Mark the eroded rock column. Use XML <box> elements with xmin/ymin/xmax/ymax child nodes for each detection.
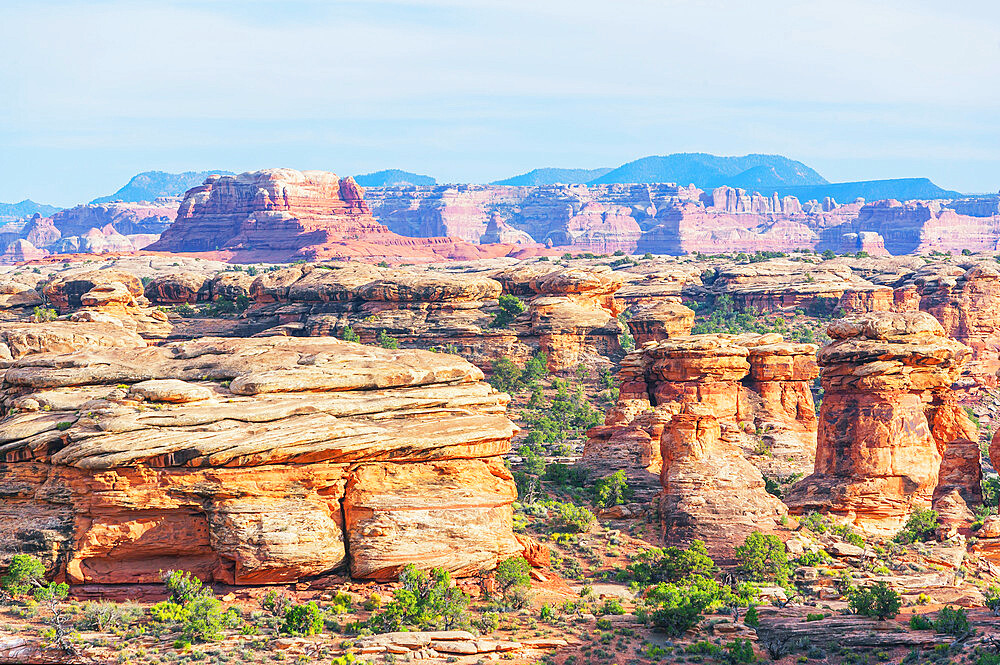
<box><xmin>786</xmin><ymin>312</ymin><xmax>972</xmax><ymax>534</ymax></box>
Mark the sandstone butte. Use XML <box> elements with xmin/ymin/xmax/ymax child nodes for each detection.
<box><xmin>0</xmin><ymin>327</ymin><xmax>531</xmax><ymax>585</ymax></box>
<box><xmin>785</xmin><ymin>312</ymin><xmax>981</xmax><ymax>535</ymax></box>
<box><xmin>582</xmin><ymin>330</ymin><xmax>818</xmax><ymax>551</ymax></box>
<box><xmin>144</xmin><ymin>169</ymin><xmax>533</xmax><ymax>263</ymax></box>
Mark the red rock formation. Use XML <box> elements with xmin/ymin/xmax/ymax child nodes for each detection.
<box><xmin>583</xmin><ymin>333</ymin><xmax>818</xmax><ymax>511</ymax></box>
<box><xmin>659</xmin><ymin>405</ymin><xmax>787</xmax><ymax>548</ymax></box>
<box><xmin>0</xmin><ymin>239</ymin><xmax>48</xmax><ymax>264</ymax></box>
<box><xmin>785</xmin><ymin>312</ymin><xmax>972</xmax><ymax>534</ymax></box>
<box><xmin>147</xmin><ymin>169</ymin><xmax>513</xmax><ymax>263</ymax></box>
<box><xmin>914</xmin><ymin>263</ymin><xmax>1000</xmax><ymax>385</ymax></box>
<box><xmin>0</xmin><ymin>334</ymin><xmax>521</xmax><ymax>583</ymax></box>
<box><xmin>242</xmin><ymin>262</ymin><xmax>625</xmax><ymax>371</ymax></box>
<box><xmin>43</xmin><ymin>269</ymin><xmax>144</xmax><ymax>312</ymax></box>
<box><xmin>626</xmin><ymin>300</ymin><xmax>695</xmax><ymax>344</ymax></box>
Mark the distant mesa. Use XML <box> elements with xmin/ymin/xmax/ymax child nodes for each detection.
<box><xmin>91</xmin><ymin>170</ymin><xmax>234</xmax><ymax>204</ymax></box>
<box><xmin>353</xmin><ymin>169</ymin><xmax>436</xmax><ymax>187</ymax></box>
<box><xmin>491</xmin><ymin>167</ymin><xmax>613</xmax><ymax>186</ymax></box>
<box><xmin>588</xmin><ymin>153</ymin><xmax>829</xmax><ymax>188</ymax></box>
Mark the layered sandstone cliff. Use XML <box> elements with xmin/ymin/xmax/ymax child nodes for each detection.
<box><xmin>582</xmin><ymin>332</ymin><xmax>817</xmax><ymax>540</ymax></box>
<box><xmin>147</xmin><ymin>169</ymin><xmax>521</xmax><ymax>263</ymax></box>
<box><xmin>243</xmin><ymin>262</ymin><xmax>624</xmax><ymax>371</ymax></box>
<box><xmin>0</xmin><ymin>333</ymin><xmax>522</xmax><ymax>584</ymax></box>
<box><xmin>785</xmin><ymin>312</ymin><xmax>975</xmax><ymax>534</ymax></box>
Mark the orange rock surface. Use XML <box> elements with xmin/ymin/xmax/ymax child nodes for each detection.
<box><xmin>786</xmin><ymin>312</ymin><xmax>973</xmax><ymax>534</ymax></box>
<box><xmin>0</xmin><ymin>332</ymin><xmax>521</xmax><ymax>584</ymax></box>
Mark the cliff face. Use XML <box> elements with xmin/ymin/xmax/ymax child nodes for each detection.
<box><xmin>147</xmin><ymin>170</ymin><xmax>519</xmax><ymax>263</ymax></box>
<box><xmin>245</xmin><ymin>262</ymin><xmax>624</xmax><ymax>371</ymax></box>
<box><xmin>582</xmin><ymin>332</ymin><xmax>817</xmax><ymax>546</ymax></box>
<box><xmin>785</xmin><ymin>313</ymin><xmax>973</xmax><ymax>535</ymax></box>
<box><xmin>0</xmin><ymin>333</ymin><xmax>521</xmax><ymax>584</ymax></box>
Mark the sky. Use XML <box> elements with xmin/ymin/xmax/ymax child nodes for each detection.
<box><xmin>1</xmin><ymin>0</ymin><xmax>999</xmax><ymax>207</ymax></box>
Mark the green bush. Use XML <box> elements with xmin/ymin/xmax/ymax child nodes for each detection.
<box><xmin>735</xmin><ymin>531</ymin><xmax>791</xmax><ymax>585</ymax></box>
<box><xmin>543</xmin><ymin>463</ymin><xmax>588</xmax><ymax>487</ymax></box>
<box><xmin>895</xmin><ymin>509</ymin><xmax>939</xmax><ymax>544</ymax></box>
<box><xmin>593</xmin><ymin>470</ymin><xmax>634</xmax><ymax>508</ymax></box>
<box><xmin>552</xmin><ymin>502</ymin><xmax>595</xmax><ymax>532</ymax></box>
<box><xmin>908</xmin><ymin>613</ymin><xmax>933</xmax><ymax>630</ymax></box>
<box><xmin>490</xmin><ymin>294</ymin><xmax>527</xmax><ymax>328</ymax></box>
<box><xmin>1</xmin><ymin>554</ymin><xmax>45</xmax><ymax>597</ymax></box>
<box><xmin>340</xmin><ymin>326</ymin><xmax>361</xmax><ymax>343</ymax></box>
<box><xmin>600</xmin><ymin>598</ymin><xmax>625</xmax><ymax>615</ymax></box>
<box><xmin>368</xmin><ymin>565</ymin><xmax>469</xmax><ymax>632</ymax></box>
<box><xmin>161</xmin><ymin>570</ymin><xmax>209</xmax><ymax>605</ymax></box>
<box><xmin>33</xmin><ymin>306</ymin><xmax>58</xmax><ymax>322</ymax></box>
<box><xmin>621</xmin><ymin>541</ymin><xmax>717</xmax><ymax>585</ymax></box>
<box><xmin>933</xmin><ymin>606</ymin><xmax>970</xmax><ymax>636</ymax></box>
<box><xmin>725</xmin><ymin>638</ymin><xmax>756</xmax><ymax>664</ymax></box>
<box><xmin>847</xmin><ymin>582</ymin><xmax>901</xmax><ymax>620</ymax></box>
<box><xmin>376</xmin><ymin>329</ymin><xmax>399</xmax><ymax>349</ymax></box>
<box><xmin>494</xmin><ymin>557</ymin><xmax>531</xmax><ymax>597</ymax></box>
<box><xmin>282</xmin><ymin>601</ymin><xmax>324</xmax><ymax>636</ymax></box>
<box><xmin>181</xmin><ymin>596</ymin><xmax>224</xmax><ymax>643</ymax></box>
<box><xmin>80</xmin><ymin>601</ymin><xmax>143</xmax><ymax>631</ymax></box>
<box><xmin>743</xmin><ymin>604</ymin><xmax>759</xmax><ymax>628</ymax></box>
<box><xmin>985</xmin><ymin>585</ymin><xmax>1000</xmax><ymax>616</ymax></box>
<box><xmin>645</xmin><ymin>576</ymin><xmax>730</xmax><ymax>637</ymax></box>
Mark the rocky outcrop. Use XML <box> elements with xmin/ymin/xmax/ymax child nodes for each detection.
<box><xmin>147</xmin><ymin>169</ymin><xmax>516</xmax><ymax>263</ymax></box>
<box><xmin>626</xmin><ymin>300</ymin><xmax>695</xmax><ymax>344</ymax></box>
<box><xmin>0</xmin><ymin>334</ymin><xmax>521</xmax><ymax>583</ymax></box>
<box><xmin>583</xmin><ymin>332</ymin><xmax>817</xmax><ymax>540</ymax></box>
<box><xmin>912</xmin><ymin>263</ymin><xmax>1000</xmax><ymax>385</ymax></box>
<box><xmin>659</xmin><ymin>405</ymin><xmax>788</xmax><ymax>547</ymax></box>
<box><xmin>244</xmin><ymin>262</ymin><xmax>624</xmax><ymax>371</ymax></box>
<box><xmin>711</xmin><ymin>260</ymin><xmax>879</xmax><ymax>314</ymax></box>
<box><xmin>42</xmin><ymin>268</ymin><xmax>171</xmax><ymax>337</ymax></box>
<box><xmin>785</xmin><ymin>312</ymin><xmax>973</xmax><ymax>534</ymax></box>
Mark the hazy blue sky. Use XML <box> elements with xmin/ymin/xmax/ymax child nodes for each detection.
<box><xmin>2</xmin><ymin>0</ymin><xmax>999</xmax><ymax>206</ymax></box>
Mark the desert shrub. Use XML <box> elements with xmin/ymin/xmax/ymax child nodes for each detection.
<box><xmin>543</xmin><ymin>463</ymin><xmax>588</xmax><ymax>487</ymax></box>
<box><xmin>473</xmin><ymin>611</ymin><xmax>500</xmax><ymax>634</ymax></box>
<box><xmin>261</xmin><ymin>589</ymin><xmax>291</xmax><ymax>616</ymax></box>
<box><xmin>493</xmin><ymin>557</ymin><xmax>531</xmax><ymax>598</ymax></box>
<box><xmin>161</xmin><ymin>570</ymin><xmax>209</xmax><ymax>605</ymax></box>
<box><xmin>600</xmin><ymin>598</ymin><xmax>625</xmax><ymax>615</ymax></box>
<box><xmin>725</xmin><ymin>638</ymin><xmax>756</xmax><ymax>664</ymax></box>
<box><xmin>539</xmin><ymin>603</ymin><xmax>556</xmax><ymax>621</ymax></box>
<box><xmin>593</xmin><ymin>470</ymin><xmax>634</xmax><ymax>508</ymax></box>
<box><xmin>645</xmin><ymin>576</ymin><xmax>731</xmax><ymax>637</ymax></box>
<box><xmin>895</xmin><ymin>509</ymin><xmax>939</xmax><ymax>544</ymax></box>
<box><xmin>847</xmin><ymin>582</ymin><xmax>901</xmax><ymax>620</ymax></box>
<box><xmin>621</xmin><ymin>541</ymin><xmax>717</xmax><ymax>585</ymax></box>
<box><xmin>368</xmin><ymin>565</ymin><xmax>469</xmax><ymax>632</ymax></box>
<box><xmin>181</xmin><ymin>596</ymin><xmax>224</xmax><ymax>643</ymax></box>
<box><xmin>282</xmin><ymin>601</ymin><xmax>324</xmax><ymax>636</ymax></box>
<box><xmin>908</xmin><ymin>613</ymin><xmax>933</xmax><ymax>630</ymax></box>
<box><xmin>552</xmin><ymin>502</ymin><xmax>595</xmax><ymax>532</ymax></box>
<box><xmin>33</xmin><ymin>306</ymin><xmax>58</xmax><ymax>322</ymax></box>
<box><xmin>340</xmin><ymin>326</ymin><xmax>361</xmax><ymax>343</ymax></box>
<box><xmin>490</xmin><ymin>294</ymin><xmax>526</xmax><ymax>328</ymax></box>
<box><xmin>80</xmin><ymin>601</ymin><xmax>143</xmax><ymax>631</ymax></box>
<box><xmin>31</xmin><ymin>581</ymin><xmax>68</xmax><ymax>602</ymax></box>
<box><xmin>743</xmin><ymin>604</ymin><xmax>759</xmax><ymax>628</ymax></box>
<box><xmin>149</xmin><ymin>601</ymin><xmax>188</xmax><ymax>623</ymax></box>
<box><xmin>984</xmin><ymin>585</ymin><xmax>1000</xmax><ymax>616</ymax></box>
<box><xmin>795</xmin><ymin>550</ymin><xmax>833</xmax><ymax>567</ymax></box>
<box><xmin>933</xmin><ymin>606</ymin><xmax>970</xmax><ymax>636</ymax></box>
<box><xmin>1</xmin><ymin>554</ymin><xmax>46</xmax><ymax>598</ymax></box>
<box><xmin>376</xmin><ymin>329</ymin><xmax>399</xmax><ymax>349</ymax></box>
<box><xmin>363</xmin><ymin>593</ymin><xmax>382</xmax><ymax>611</ymax></box>
<box><xmin>735</xmin><ymin>531</ymin><xmax>791</xmax><ymax>585</ymax></box>
<box><xmin>489</xmin><ymin>356</ymin><xmax>522</xmax><ymax>393</ymax></box>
